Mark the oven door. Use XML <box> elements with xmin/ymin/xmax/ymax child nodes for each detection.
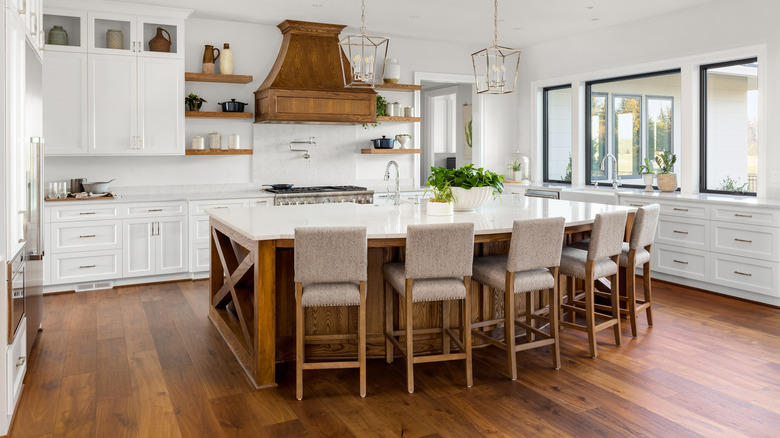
<box><xmin>7</xmin><ymin>251</ymin><xmax>25</xmax><ymax>344</ymax></box>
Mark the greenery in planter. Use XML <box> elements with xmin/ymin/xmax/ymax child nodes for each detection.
<box><xmin>655</xmin><ymin>150</ymin><xmax>676</xmax><ymax>174</ymax></box>
<box><xmin>638</xmin><ymin>157</ymin><xmax>656</xmax><ymax>175</ymax></box>
<box><xmin>508</xmin><ymin>160</ymin><xmax>523</xmax><ymax>172</ymax></box>
<box><xmin>428</xmin><ymin>164</ymin><xmax>504</xmax><ymax>197</ymax></box>
<box><xmin>185</xmin><ymin>93</ymin><xmax>206</xmax><ymax>111</ymax></box>
<box><xmin>719</xmin><ymin>176</ymin><xmax>750</xmax><ymax>193</ymax></box>
<box><xmin>395</xmin><ymin>133</ymin><xmax>412</xmax><ymax>141</ymax></box>
<box><xmin>562</xmin><ymin>153</ymin><xmax>572</xmax><ymax>182</ymax></box>
<box><xmin>424</xmin><ymin>179</ymin><xmax>453</xmax><ymax>203</ymax></box>
<box><xmin>362</xmin><ymin>95</ymin><xmax>388</xmax><ymax>129</ymax></box>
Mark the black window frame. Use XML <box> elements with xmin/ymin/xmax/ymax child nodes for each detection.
<box><xmin>542</xmin><ymin>84</ymin><xmax>573</xmax><ymax>184</ymax></box>
<box><xmin>645</xmin><ymin>95</ymin><xmax>675</xmax><ymax>171</ymax></box>
<box><xmin>611</xmin><ymin>93</ymin><xmax>643</xmax><ymax>180</ymax></box>
<box><xmin>585</xmin><ymin>69</ymin><xmax>682</xmax><ymax>187</ymax></box>
<box><xmin>699</xmin><ymin>57</ymin><xmax>758</xmax><ymax>196</ymax></box>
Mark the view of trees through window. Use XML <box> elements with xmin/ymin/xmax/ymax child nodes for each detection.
<box><xmin>543</xmin><ymin>86</ymin><xmax>572</xmax><ymax>182</ymax></box>
<box><xmin>587</xmin><ymin>71</ymin><xmax>681</xmax><ymax>186</ymax></box>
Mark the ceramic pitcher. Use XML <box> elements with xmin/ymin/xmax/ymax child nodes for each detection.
<box><xmin>202</xmin><ymin>45</ymin><xmax>220</xmax><ymax>74</ymax></box>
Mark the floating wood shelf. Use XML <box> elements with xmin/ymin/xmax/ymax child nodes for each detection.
<box><xmin>185</xmin><ymin>73</ymin><xmax>254</xmax><ymax>84</ymax></box>
<box><xmin>185</xmin><ymin>149</ymin><xmax>253</xmax><ymax>155</ymax></box>
<box><xmin>360</xmin><ymin>148</ymin><xmax>421</xmax><ymax>155</ymax></box>
<box><xmin>377</xmin><ymin>116</ymin><xmax>422</xmax><ymax>122</ymax></box>
<box><xmin>185</xmin><ymin>111</ymin><xmax>253</xmax><ymax>119</ymax></box>
<box><xmin>375</xmin><ymin>83</ymin><xmax>421</xmax><ymax>92</ymax></box>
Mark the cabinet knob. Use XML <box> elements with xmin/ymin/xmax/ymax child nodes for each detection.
<box><xmin>16</xmin><ymin>356</ymin><xmax>26</xmax><ymax>367</ymax></box>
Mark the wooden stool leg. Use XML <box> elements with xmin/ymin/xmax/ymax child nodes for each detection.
<box><xmin>627</xmin><ymin>263</ymin><xmax>638</xmax><ymax>338</ymax></box>
<box><xmin>585</xmin><ymin>263</ymin><xmax>597</xmax><ymax>358</ymax></box>
<box><xmin>644</xmin><ymin>261</ymin><xmax>654</xmax><ymax>327</ymax></box>
<box><xmin>504</xmin><ymin>272</ymin><xmax>517</xmax><ymax>380</ymax></box>
<box><xmin>442</xmin><ymin>300</ymin><xmax>451</xmax><ymax>355</ymax></box>
<box><xmin>567</xmin><ymin>276</ymin><xmax>576</xmax><ymax>323</ymax></box>
<box><xmin>610</xmin><ymin>263</ymin><xmax>622</xmax><ymax>347</ymax></box>
<box><xmin>384</xmin><ymin>280</ymin><xmax>394</xmax><ymax>364</ymax></box>
<box><xmin>525</xmin><ymin>292</ymin><xmax>535</xmax><ymax>342</ymax></box>
<box><xmin>359</xmin><ymin>281</ymin><xmax>367</xmax><ymax>398</ymax></box>
<box><xmin>404</xmin><ymin>279</ymin><xmax>415</xmax><ymax>394</ymax></box>
<box><xmin>550</xmin><ymin>267</ymin><xmax>561</xmax><ymax>370</ymax></box>
<box><xmin>464</xmin><ymin>277</ymin><xmax>473</xmax><ymax>388</ymax></box>
<box><xmin>295</xmin><ymin>283</ymin><xmax>304</xmax><ymax>400</ymax></box>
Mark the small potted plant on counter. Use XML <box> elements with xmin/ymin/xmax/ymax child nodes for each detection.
<box><xmin>638</xmin><ymin>157</ymin><xmax>655</xmax><ymax>192</ymax></box>
<box><xmin>428</xmin><ymin>164</ymin><xmax>504</xmax><ymax>211</ymax></box>
<box><xmin>655</xmin><ymin>151</ymin><xmax>677</xmax><ymax>192</ymax></box>
<box><xmin>424</xmin><ymin>174</ymin><xmax>454</xmax><ymax>216</ymax></box>
<box><xmin>185</xmin><ymin>93</ymin><xmax>207</xmax><ymax>112</ymax></box>
<box><xmin>508</xmin><ymin>160</ymin><xmax>523</xmax><ymax>182</ymax></box>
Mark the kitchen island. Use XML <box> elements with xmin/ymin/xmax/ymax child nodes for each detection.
<box><xmin>207</xmin><ymin>197</ymin><xmax>634</xmax><ymax>388</ymax></box>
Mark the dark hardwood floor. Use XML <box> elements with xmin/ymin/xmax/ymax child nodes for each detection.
<box><xmin>9</xmin><ymin>278</ymin><xmax>780</xmax><ymax>437</ymax></box>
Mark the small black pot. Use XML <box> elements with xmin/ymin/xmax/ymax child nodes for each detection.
<box><xmin>371</xmin><ymin>136</ymin><xmax>394</xmax><ymax>149</ymax></box>
<box><xmin>218</xmin><ymin>99</ymin><xmax>248</xmax><ymax>112</ymax></box>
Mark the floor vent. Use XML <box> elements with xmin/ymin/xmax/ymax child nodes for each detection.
<box><xmin>75</xmin><ymin>281</ymin><xmax>114</xmax><ymax>292</ymax></box>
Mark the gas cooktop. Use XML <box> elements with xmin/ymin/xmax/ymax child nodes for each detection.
<box><xmin>263</xmin><ymin>185</ymin><xmax>368</xmax><ymax>194</ymax></box>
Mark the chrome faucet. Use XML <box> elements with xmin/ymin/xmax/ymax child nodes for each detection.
<box><xmin>290</xmin><ymin>137</ymin><xmax>316</xmax><ymax>160</ymax></box>
<box><xmin>384</xmin><ymin>160</ymin><xmax>400</xmax><ymax>206</ymax></box>
<box><xmin>600</xmin><ymin>154</ymin><xmax>621</xmax><ymax>190</ymax></box>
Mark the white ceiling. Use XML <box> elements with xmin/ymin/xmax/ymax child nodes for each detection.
<box><xmin>106</xmin><ymin>0</ymin><xmax>718</xmax><ymax>47</ymax></box>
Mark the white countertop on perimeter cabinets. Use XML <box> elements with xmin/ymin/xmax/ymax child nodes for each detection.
<box><xmin>206</xmin><ymin>197</ymin><xmax>634</xmax><ymax>241</ymax></box>
<box><xmin>44</xmin><ymin>190</ymin><xmax>275</xmax><ymax>206</ymax></box>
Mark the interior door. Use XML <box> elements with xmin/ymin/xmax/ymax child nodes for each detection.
<box><xmin>156</xmin><ymin>216</ymin><xmax>187</xmax><ymax>275</ymax></box>
<box><xmin>137</xmin><ymin>57</ymin><xmax>183</xmax><ymax>154</ymax></box>
<box><xmin>88</xmin><ymin>54</ymin><xmax>137</xmax><ymax>155</ymax></box>
<box><xmin>123</xmin><ymin>218</ymin><xmax>154</xmax><ymax>277</ymax></box>
<box><xmin>43</xmin><ymin>52</ymin><xmax>88</xmax><ymax>155</ymax></box>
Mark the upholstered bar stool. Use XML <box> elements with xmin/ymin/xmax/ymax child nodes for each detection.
<box><xmin>471</xmin><ymin>217</ymin><xmax>566</xmax><ymax>380</ymax></box>
<box><xmin>383</xmin><ymin>223</ymin><xmax>474</xmax><ymax>394</ymax></box>
<box><xmin>559</xmin><ymin>210</ymin><xmax>627</xmax><ymax>358</ymax></box>
<box><xmin>294</xmin><ymin>226</ymin><xmax>367</xmax><ymax>400</ymax></box>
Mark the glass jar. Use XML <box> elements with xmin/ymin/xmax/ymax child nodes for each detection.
<box><xmin>508</xmin><ymin>150</ymin><xmax>530</xmax><ymax>182</ymax></box>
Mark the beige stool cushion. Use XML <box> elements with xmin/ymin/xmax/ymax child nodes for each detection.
<box><xmin>559</xmin><ymin>247</ymin><xmax>618</xmax><ymax>280</ymax></box>
<box><xmin>384</xmin><ymin>263</ymin><xmax>466</xmax><ymax>302</ymax></box>
<box><xmin>568</xmin><ymin>239</ymin><xmax>650</xmax><ymax>268</ymax></box>
<box><xmin>473</xmin><ymin>255</ymin><xmax>555</xmax><ymax>293</ymax></box>
<box><xmin>301</xmin><ymin>282</ymin><xmax>361</xmax><ymax>308</ymax></box>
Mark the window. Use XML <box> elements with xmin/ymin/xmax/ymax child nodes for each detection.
<box><xmin>586</xmin><ymin>70</ymin><xmax>681</xmax><ymax>186</ymax></box>
<box><xmin>700</xmin><ymin>58</ymin><xmax>758</xmax><ymax>195</ymax></box>
<box><xmin>431</xmin><ymin>93</ymin><xmax>456</xmax><ymax>154</ymax></box>
<box><xmin>543</xmin><ymin>85</ymin><xmax>572</xmax><ymax>183</ymax></box>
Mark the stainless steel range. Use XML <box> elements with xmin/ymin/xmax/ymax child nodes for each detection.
<box><xmin>264</xmin><ymin>186</ymin><xmax>374</xmax><ymax>206</ymax></box>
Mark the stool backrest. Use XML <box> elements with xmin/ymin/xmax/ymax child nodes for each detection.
<box><xmin>294</xmin><ymin>226</ymin><xmax>367</xmax><ymax>283</ymax></box>
<box><xmin>405</xmin><ymin>223</ymin><xmax>474</xmax><ymax>279</ymax></box>
<box><xmin>587</xmin><ymin>210</ymin><xmax>628</xmax><ymax>261</ymax></box>
<box><xmin>629</xmin><ymin>204</ymin><xmax>660</xmax><ymax>250</ymax></box>
<box><xmin>506</xmin><ymin>217</ymin><xmax>566</xmax><ymax>272</ymax></box>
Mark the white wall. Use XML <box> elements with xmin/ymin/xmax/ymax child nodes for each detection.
<box><xmin>516</xmin><ymin>0</ymin><xmax>780</xmax><ymax>198</ymax></box>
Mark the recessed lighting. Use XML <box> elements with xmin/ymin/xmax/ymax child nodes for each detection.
<box><xmin>585</xmin><ymin>6</ymin><xmax>595</xmax><ymax>9</ymax></box>
<box><xmin>311</xmin><ymin>3</ymin><xmax>323</xmax><ymax>7</ymax></box>
<box><xmin>409</xmin><ymin>15</ymin><xmax>420</xmax><ymax>19</ymax></box>
<box><xmin>591</xmin><ymin>18</ymin><xmax>599</xmax><ymax>21</ymax></box>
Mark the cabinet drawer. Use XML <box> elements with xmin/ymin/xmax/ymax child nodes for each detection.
<box><xmin>50</xmin><ymin>220</ymin><xmax>121</xmax><ymax>253</ymax></box>
<box><xmin>124</xmin><ymin>201</ymin><xmax>186</xmax><ymax>218</ymax></box>
<box><xmin>190</xmin><ymin>199</ymin><xmax>247</xmax><ymax>215</ymax></box>
<box><xmin>652</xmin><ymin>244</ymin><xmax>710</xmax><ymax>282</ymax></box>
<box><xmin>190</xmin><ymin>244</ymin><xmax>210</xmax><ymax>272</ymax></box>
<box><xmin>711</xmin><ymin>222</ymin><xmax>780</xmax><ymax>262</ymax></box>
<box><xmin>711</xmin><ymin>254</ymin><xmax>779</xmax><ymax>297</ymax></box>
<box><xmin>6</xmin><ymin>318</ymin><xmax>26</xmax><ymax>416</ymax></box>
<box><xmin>711</xmin><ymin>205</ymin><xmax>780</xmax><ymax>228</ymax></box>
<box><xmin>656</xmin><ymin>217</ymin><xmax>709</xmax><ymax>251</ymax></box>
<box><xmin>621</xmin><ymin>198</ymin><xmax>654</xmax><ymax>208</ymax></box>
<box><xmin>51</xmin><ymin>250</ymin><xmax>122</xmax><ymax>284</ymax></box>
<box><xmin>49</xmin><ymin>204</ymin><xmax>121</xmax><ymax>222</ymax></box>
<box><xmin>659</xmin><ymin>202</ymin><xmax>709</xmax><ymax>219</ymax></box>
<box><xmin>250</xmin><ymin>198</ymin><xmax>272</xmax><ymax>207</ymax></box>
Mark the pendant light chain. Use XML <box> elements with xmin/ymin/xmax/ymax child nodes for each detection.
<box><xmin>493</xmin><ymin>0</ymin><xmax>498</xmax><ymax>46</ymax></box>
<box><xmin>361</xmin><ymin>0</ymin><xmax>367</xmax><ymax>35</ymax></box>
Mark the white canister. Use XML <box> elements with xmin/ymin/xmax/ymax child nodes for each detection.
<box><xmin>228</xmin><ymin>134</ymin><xmax>240</xmax><ymax>149</ymax></box>
<box><xmin>388</xmin><ymin>102</ymin><xmax>402</xmax><ymax>117</ymax></box>
<box><xmin>404</xmin><ymin>106</ymin><xmax>414</xmax><ymax>117</ymax></box>
<box><xmin>191</xmin><ymin>136</ymin><xmax>205</xmax><ymax>150</ymax></box>
<box><xmin>383</xmin><ymin>58</ymin><xmax>401</xmax><ymax>84</ymax></box>
<box><xmin>209</xmin><ymin>132</ymin><xmax>222</xmax><ymax>150</ymax></box>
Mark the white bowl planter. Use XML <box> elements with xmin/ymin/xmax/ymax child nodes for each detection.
<box><xmin>426</xmin><ymin>201</ymin><xmax>454</xmax><ymax>216</ymax></box>
<box><xmin>451</xmin><ymin>186</ymin><xmax>494</xmax><ymax>211</ymax></box>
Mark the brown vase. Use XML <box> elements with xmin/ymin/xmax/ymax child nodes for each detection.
<box><xmin>148</xmin><ymin>27</ymin><xmax>171</xmax><ymax>53</ymax></box>
<box><xmin>203</xmin><ymin>45</ymin><xmax>220</xmax><ymax>64</ymax></box>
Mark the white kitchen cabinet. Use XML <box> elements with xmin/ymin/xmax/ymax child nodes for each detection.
<box><xmin>137</xmin><ymin>16</ymin><xmax>183</xmax><ymax>58</ymax></box>
<box><xmin>123</xmin><ymin>218</ymin><xmax>155</xmax><ymax>277</ymax></box>
<box><xmin>6</xmin><ymin>10</ymin><xmax>27</xmax><ymax>259</ymax></box>
<box><xmin>49</xmin><ymin>219</ymin><xmax>121</xmax><ymax>253</ymax></box>
<box><xmin>6</xmin><ymin>318</ymin><xmax>27</xmax><ymax>417</ymax></box>
<box><xmin>711</xmin><ymin>254</ymin><xmax>779</xmax><ymax>298</ymax></box>
<box><xmin>123</xmin><ymin>213</ymin><xmax>187</xmax><ymax>278</ymax></box>
<box><xmin>156</xmin><ymin>216</ymin><xmax>187</xmax><ymax>274</ymax></box>
<box><xmin>42</xmin><ymin>51</ymin><xmax>88</xmax><ymax>155</ymax></box>
<box><xmin>87</xmin><ymin>12</ymin><xmax>137</xmax><ymax>56</ymax></box>
<box><xmin>88</xmin><ymin>53</ymin><xmax>138</xmax><ymax>154</ymax></box>
<box><xmin>137</xmin><ymin>57</ymin><xmax>183</xmax><ymax>155</ymax></box>
<box><xmin>51</xmin><ymin>249</ymin><xmax>122</xmax><ymax>284</ymax></box>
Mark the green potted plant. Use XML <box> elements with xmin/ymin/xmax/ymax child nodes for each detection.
<box><xmin>508</xmin><ymin>160</ymin><xmax>523</xmax><ymax>182</ymax></box>
<box><xmin>185</xmin><ymin>93</ymin><xmax>207</xmax><ymax>112</ymax></box>
<box><xmin>428</xmin><ymin>164</ymin><xmax>504</xmax><ymax>211</ymax></box>
<box><xmin>655</xmin><ymin>151</ymin><xmax>677</xmax><ymax>192</ymax></box>
<box><xmin>395</xmin><ymin>133</ymin><xmax>412</xmax><ymax>149</ymax></box>
<box><xmin>638</xmin><ymin>157</ymin><xmax>656</xmax><ymax>192</ymax></box>
<box><xmin>424</xmin><ymin>177</ymin><xmax>453</xmax><ymax>216</ymax></box>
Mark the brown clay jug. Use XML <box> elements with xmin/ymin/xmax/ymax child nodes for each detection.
<box><xmin>203</xmin><ymin>45</ymin><xmax>220</xmax><ymax>64</ymax></box>
<box><xmin>148</xmin><ymin>27</ymin><xmax>171</xmax><ymax>53</ymax></box>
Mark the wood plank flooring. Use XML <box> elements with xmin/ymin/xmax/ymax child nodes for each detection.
<box><xmin>9</xmin><ymin>279</ymin><xmax>780</xmax><ymax>437</ymax></box>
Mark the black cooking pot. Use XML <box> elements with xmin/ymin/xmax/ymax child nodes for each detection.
<box><xmin>371</xmin><ymin>136</ymin><xmax>394</xmax><ymax>149</ymax></box>
<box><xmin>218</xmin><ymin>99</ymin><xmax>248</xmax><ymax>112</ymax></box>
<box><xmin>263</xmin><ymin>184</ymin><xmax>294</xmax><ymax>190</ymax></box>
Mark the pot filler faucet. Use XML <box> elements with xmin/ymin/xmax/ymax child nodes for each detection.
<box><xmin>600</xmin><ymin>153</ymin><xmax>621</xmax><ymax>190</ymax></box>
<box><xmin>290</xmin><ymin>137</ymin><xmax>316</xmax><ymax>160</ymax></box>
<box><xmin>384</xmin><ymin>160</ymin><xmax>400</xmax><ymax>206</ymax></box>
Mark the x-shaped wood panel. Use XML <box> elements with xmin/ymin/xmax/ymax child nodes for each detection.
<box><xmin>212</xmin><ymin>228</ymin><xmax>256</xmax><ymax>355</ymax></box>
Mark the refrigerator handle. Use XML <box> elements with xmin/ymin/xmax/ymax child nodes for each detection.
<box><xmin>28</xmin><ymin>138</ymin><xmax>45</xmax><ymax>260</ymax></box>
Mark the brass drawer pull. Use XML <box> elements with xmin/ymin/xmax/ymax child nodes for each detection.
<box><xmin>146</xmin><ymin>208</ymin><xmax>163</xmax><ymax>212</ymax></box>
<box><xmin>673</xmin><ymin>230</ymin><xmax>689</xmax><ymax>235</ymax></box>
<box><xmin>629</xmin><ymin>203</ymin><xmax>644</xmax><ymax>207</ymax></box>
<box><xmin>734</xmin><ymin>213</ymin><xmax>753</xmax><ymax>218</ymax></box>
<box><xmin>79</xmin><ymin>212</ymin><xmax>96</xmax><ymax>215</ymax></box>
<box><xmin>213</xmin><ymin>206</ymin><xmax>228</xmax><ymax>209</ymax></box>
<box><xmin>79</xmin><ymin>265</ymin><xmax>96</xmax><ymax>269</ymax></box>
<box><xmin>673</xmin><ymin>259</ymin><xmax>689</xmax><ymax>265</ymax></box>
<box><xmin>79</xmin><ymin>235</ymin><xmax>96</xmax><ymax>238</ymax></box>
<box><xmin>673</xmin><ymin>208</ymin><xmax>689</xmax><ymax>212</ymax></box>
<box><xmin>733</xmin><ymin>238</ymin><xmax>753</xmax><ymax>243</ymax></box>
<box><xmin>734</xmin><ymin>271</ymin><xmax>752</xmax><ymax>277</ymax></box>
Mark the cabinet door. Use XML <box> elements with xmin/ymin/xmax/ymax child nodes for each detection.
<box><xmin>43</xmin><ymin>52</ymin><xmax>88</xmax><ymax>155</ymax></box>
<box><xmin>156</xmin><ymin>216</ymin><xmax>187</xmax><ymax>275</ymax></box>
<box><xmin>137</xmin><ymin>57</ymin><xmax>183</xmax><ymax>154</ymax></box>
<box><xmin>123</xmin><ymin>219</ymin><xmax>154</xmax><ymax>277</ymax></box>
<box><xmin>7</xmin><ymin>12</ymin><xmax>27</xmax><ymax>259</ymax></box>
<box><xmin>88</xmin><ymin>54</ymin><xmax>137</xmax><ymax>155</ymax></box>
<box><xmin>88</xmin><ymin>12</ymin><xmax>137</xmax><ymax>56</ymax></box>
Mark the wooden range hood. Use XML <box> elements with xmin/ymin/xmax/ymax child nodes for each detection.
<box><xmin>254</xmin><ymin>20</ymin><xmax>377</xmax><ymax>124</ymax></box>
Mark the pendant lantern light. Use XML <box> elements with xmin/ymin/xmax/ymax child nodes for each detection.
<box><xmin>472</xmin><ymin>0</ymin><xmax>520</xmax><ymax>94</ymax></box>
<box><xmin>339</xmin><ymin>0</ymin><xmax>389</xmax><ymax>88</ymax></box>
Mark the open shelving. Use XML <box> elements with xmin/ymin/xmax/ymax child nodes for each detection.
<box><xmin>360</xmin><ymin>148</ymin><xmax>421</xmax><ymax>155</ymax></box>
<box><xmin>185</xmin><ymin>149</ymin><xmax>253</xmax><ymax>155</ymax></box>
<box><xmin>185</xmin><ymin>72</ymin><xmax>254</xmax><ymax>84</ymax></box>
<box><xmin>185</xmin><ymin>111</ymin><xmax>253</xmax><ymax>119</ymax></box>
<box><xmin>377</xmin><ymin>116</ymin><xmax>421</xmax><ymax>123</ymax></box>
<box><xmin>375</xmin><ymin>83</ymin><xmax>421</xmax><ymax>92</ymax></box>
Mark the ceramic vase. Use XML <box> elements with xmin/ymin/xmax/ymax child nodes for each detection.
<box><xmin>643</xmin><ymin>174</ymin><xmax>655</xmax><ymax>192</ymax></box>
<box><xmin>106</xmin><ymin>29</ymin><xmax>124</xmax><ymax>50</ymax></box>
<box><xmin>48</xmin><ymin>25</ymin><xmax>68</xmax><ymax>46</ymax></box>
<box><xmin>451</xmin><ymin>186</ymin><xmax>493</xmax><ymax>211</ymax></box>
<box><xmin>220</xmin><ymin>43</ymin><xmax>234</xmax><ymax>75</ymax></box>
<box><xmin>395</xmin><ymin>135</ymin><xmax>411</xmax><ymax>149</ymax></box>
<box><xmin>383</xmin><ymin>58</ymin><xmax>400</xmax><ymax>83</ymax></box>
<box><xmin>148</xmin><ymin>27</ymin><xmax>171</xmax><ymax>53</ymax></box>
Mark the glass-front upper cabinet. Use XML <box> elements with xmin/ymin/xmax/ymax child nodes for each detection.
<box><xmin>88</xmin><ymin>13</ymin><xmax>183</xmax><ymax>58</ymax></box>
<box><xmin>43</xmin><ymin>9</ymin><xmax>87</xmax><ymax>53</ymax></box>
<box><xmin>137</xmin><ymin>16</ymin><xmax>183</xmax><ymax>58</ymax></box>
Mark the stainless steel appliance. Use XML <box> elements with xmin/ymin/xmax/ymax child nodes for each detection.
<box><xmin>264</xmin><ymin>186</ymin><xmax>374</xmax><ymax>206</ymax></box>
<box><xmin>6</xmin><ymin>250</ymin><xmax>24</xmax><ymax>344</ymax></box>
<box><xmin>24</xmin><ymin>137</ymin><xmax>45</xmax><ymax>353</ymax></box>
<box><xmin>524</xmin><ymin>188</ymin><xmax>560</xmax><ymax>200</ymax></box>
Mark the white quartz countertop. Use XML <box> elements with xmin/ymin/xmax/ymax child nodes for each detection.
<box><xmin>207</xmin><ymin>197</ymin><xmax>633</xmax><ymax>241</ymax></box>
<box><xmin>44</xmin><ymin>190</ymin><xmax>275</xmax><ymax>206</ymax></box>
